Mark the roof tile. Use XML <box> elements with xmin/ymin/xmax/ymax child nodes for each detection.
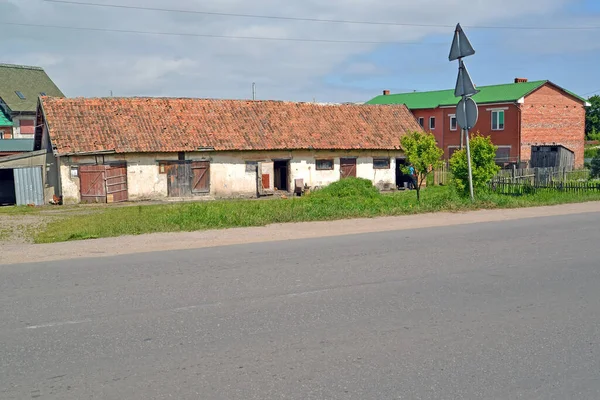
<box><xmin>41</xmin><ymin>97</ymin><xmax>421</xmax><ymax>155</ymax></box>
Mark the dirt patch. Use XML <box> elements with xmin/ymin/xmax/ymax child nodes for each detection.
<box><xmin>1</xmin><ymin>201</ymin><xmax>599</xmax><ymax>265</ymax></box>
<box><xmin>0</xmin><ymin>215</ymin><xmax>54</xmax><ymax>245</ymax></box>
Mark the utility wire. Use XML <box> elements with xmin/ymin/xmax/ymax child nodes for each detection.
<box><xmin>42</xmin><ymin>0</ymin><xmax>600</xmax><ymax>30</ymax></box>
<box><xmin>0</xmin><ymin>21</ymin><xmax>450</xmax><ymax>44</ymax></box>
<box><xmin>583</xmin><ymin>88</ymin><xmax>600</xmax><ymax>96</ymax></box>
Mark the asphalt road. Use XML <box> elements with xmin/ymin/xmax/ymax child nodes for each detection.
<box><xmin>1</xmin><ymin>213</ymin><xmax>600</xmax><ymax>399</ymax></box>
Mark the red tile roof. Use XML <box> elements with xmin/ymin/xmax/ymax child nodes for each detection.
<box><xmin>40</xmin><ymin>97</ymin><xmax>421</xmax><ymax>155</ymax></box>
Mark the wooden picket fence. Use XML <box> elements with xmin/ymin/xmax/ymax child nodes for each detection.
<box><xmin>489</xmin><ymin>180</ymin><xmax>600</xmax><ymax>196</ymax></box>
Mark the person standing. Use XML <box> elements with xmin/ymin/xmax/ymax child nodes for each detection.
<box><xmin>408</xmin><ymin>164</ymin><xmax>416</xmax><ymax>190</ymax></box>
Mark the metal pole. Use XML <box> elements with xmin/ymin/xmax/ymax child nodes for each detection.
<box><xmin>464</xmin><ymin>128</ymin><xmax>475</xmax><ymax>201</ymax></box>
<box><xmin>252</xmin><ymin>82</ymin><xmax>256</xmax><ymax>100</ymax></box>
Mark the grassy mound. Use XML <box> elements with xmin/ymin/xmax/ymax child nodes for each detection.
<box><xmin>309</xmin><ymin>178</ymin><xmax>381</xmax><ymax>199</ymax></box>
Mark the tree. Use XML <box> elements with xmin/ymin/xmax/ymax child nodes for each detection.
<box><xmin>586</xmin><ymin>95</ymin><xmax>600</xmax><ymax>141</ymax></box>
<box><xmin>590</xmin><ymin>152</ymin><xmax>600</xmax><ymax>179</ymax></box>
<box><xmin>449</xmin><ymin>134</ymin><xmax>500</xmax><ymax>196</ymax></box>
<box><xmin>400</xmin><ymin>131</ymin><xmax>444</xmax><ymax>202</ymax></box>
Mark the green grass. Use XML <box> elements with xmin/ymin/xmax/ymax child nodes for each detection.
<box><xmin>33</xmin><ymin>178</ymin><xmax>600</xmax><ymax>244</ymax></box>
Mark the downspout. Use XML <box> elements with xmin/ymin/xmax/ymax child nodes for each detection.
<box><xmin>516</xmin><ymin>102</ymin><xmax>522</xmax><ymax>166</ymax></box>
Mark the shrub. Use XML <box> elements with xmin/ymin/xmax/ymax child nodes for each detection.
<box><xmin>449</xmin><ymin>134</ymin><xmax>500</xmax><ymax>196</ymax></box>
<box><xmin>309</xmin><ymin>177</ymin><xmax>381</xmax><ymax>199</ymax></box>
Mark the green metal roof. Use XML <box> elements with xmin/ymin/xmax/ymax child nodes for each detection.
<box><xmin>0</xmin><ymin>139</ymin><xmax>34</xmax><ymax>152</ymax></box>
<box><xmin>0</xmin><ymin>108</ymin><xmax>12</xmax><ymax>126</ymax></box>
<box><xmin>366</xmin><ymin>80</ymin><xmax>587</xmax><ymax>109</ymax></box>
<box><xmin>0</xmin><ymin>63</ymin><xmax>65</xmax><ymax>113</ymax></box>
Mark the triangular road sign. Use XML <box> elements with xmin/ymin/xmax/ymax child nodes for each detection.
<box><xmin>454</xmin><ymin>60</ymin><xmax>479</xmax><ymax>97</ymax></box>
<box><xmin>449</xmin><ymin>23</ymin><xmax>475</xmax><ymax>61</ymax></box>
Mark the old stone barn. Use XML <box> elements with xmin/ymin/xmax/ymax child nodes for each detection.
<box><xmin>34</xmin><ymin>97</ymin><xmax>422</xmax><ymax>204</ymax></box>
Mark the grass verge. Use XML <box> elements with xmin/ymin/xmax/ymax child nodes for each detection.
<box><xmin>32</xmin><ymin>178</ymin><xmax>600</xmax><ymax>244</ymax></box>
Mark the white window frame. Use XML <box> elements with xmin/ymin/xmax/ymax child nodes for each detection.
<box><xmin>491</xmin><ymin>109</ymin><xmax>505</xmax><ymax>131</ymax></box>
<box><xmin>449</xmin><ymin>114</ymin><xmax>457</xmax><ymax>131</ymax></box>
<box><xmin>429</xmin><ymin>117</ymin><xmax>436</xmax><ymax>130</ymax></box>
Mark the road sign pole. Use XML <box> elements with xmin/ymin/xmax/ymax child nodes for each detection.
<box><xmin>464</xmin><ymin>128</ymin><xmax>474</xmax><ymax>201</ymax></box>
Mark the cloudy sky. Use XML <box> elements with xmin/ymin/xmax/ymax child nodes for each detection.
<box><xmin>2</xmin><ymin>0</ymin><xmax>600</xmax><ymax>103</ymax></box>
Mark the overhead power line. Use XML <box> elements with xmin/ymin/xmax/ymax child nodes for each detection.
<box><xmin>0</xmin><ymin>21</ymin><xmax>451</xmax><ymax>44</ymax></box>
<box><xmin>583</xmin><ymin>88</ymin><xmax>600</xmax><ymax>96</ymax></box>
<box><xmin>42</xmin><ymin>0</ymin><xmax>600</xmax><ymax>30</ymax></box>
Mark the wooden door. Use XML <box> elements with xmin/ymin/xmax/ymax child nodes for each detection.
<box><xmin>340</xmin><ymin>158</ymin><xmax>357</xmax><ymax>179</ymax></box>
<box><xmin>105</xmin><ymin>164</ymin><xmax>128</xmax><ymax>203</ymax></box>
<box><xmin>79</xmin><ymin>165</ymin><xmax>107</xmax><ymax>203</ymax></box>
<box><xmin>167</xmin><ymin>161</ymin><xmax>192</xmax><ymax>197</ymax></box>
<box><xmin>191</xmin><ymin>161</ymin><xmax>210</xmax><ymax>194</ymax></box>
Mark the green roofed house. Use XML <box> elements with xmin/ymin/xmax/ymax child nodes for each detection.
<box><xmin>0</xmin><ymin>63</ymin><xmax>65</xmax><ymax>140</ymax></box>
<box><xmin>367</xmin><ymin>78</ymin><xmax>590</xmax><ymax>167</ymax></box>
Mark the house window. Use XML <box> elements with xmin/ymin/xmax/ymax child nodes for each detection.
<box><xmin>316</xmin><ymin>159</ymin><xmax>334</xmax><ymax>170</ymax></box>
<box><xmin>70</xmin><ymin>166</ymin><xmax>79</xmax><ymax>178</ymax></box>
<box><xmin>15</xmin><ymin>91</ymin><xmax>25</xmax><ymax>100</ymax></box>
<box><xmin>495</xmin><ymin>146</ymin><xmax>511</xmax><ymax>161</ymax></box>
<box><xmin>429</xmin><ymin>117</ymin><xmax>436</xmax><ymax>130</ymax></box>
<box><xmin>492</xmin><ymin>110</ymin><xmax>505</xmax><ymax>130</ymax></box>
<box><xmin>373</xmin><ymin>158</ymin><xmax>390</xmax><ymax>169</ymax></box>
<box><xmin>418</xmin><ymin>117</ymin><xmax>424</xmax><ymax>128</ymax></box>
<box><xmin>449</xmin><ymin>114</ymin><xmax>457</xmax><ymax>131</ymax></box>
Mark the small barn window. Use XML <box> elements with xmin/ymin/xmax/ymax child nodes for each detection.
<box><xmin>70</xmin><ymin>166</ymin><xmax>78</xmax><ymax>178</ymax></box>
<box><xmin>316</xmin><ymin>159</ymin><xmax>334</xmax><ymax>170</ymax></box>
<box><xmin>373</xmin><ymin>158</ymin><xmax>390</xmax><ymax>169</ymax></box>
<box><xmin>158</xmin><ymin>162</ymin><xmax>167</xmax><ymax>174</ymax></box>
<box><xmin>178</xmin><ymin>152</ymin><xmax>185</xmax><ymax>161</ymax></box>
<box><xmin>245</xmin><ymin>161</ymin><xmax>258</xmax><ymax>172</ymax></box>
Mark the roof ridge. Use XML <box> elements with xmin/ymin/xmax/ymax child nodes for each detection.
<box><xmin>0</xmin><ymin>63</ymin><xmax>45</xmax><ymax>71</ymax></box>
<box><xmin>389</xmin><ymin>80</ymin><xmax>548</xmax><ymax>97</ymax></box>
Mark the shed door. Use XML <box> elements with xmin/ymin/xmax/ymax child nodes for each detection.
<box><xmin>191</xmin><ymin>161</ymin><xmax>210</xmax><ymax>194</ymax></box>
<box><xmin>167</xmin><ymin>161</ymin><xmax>192</xmax><ymax>198</ymax></box>
<box><xmin>13</xmin><ymin>167</ymin><xmax>44</xmax><ymax>206</ymax></box>
<box><xmin>340</xmin><ymin>158</ymin><xmax>357</xmax><ymax>179</ymax></box>
<box><xmin>105</xmin><ymin>164</ymin><xmax>128</xmax><ymax>203</ymax></box>
<box><xmin>80</xmin><ymin>165</ymin><xmax>107</xmax><ymax>203</ymax></box>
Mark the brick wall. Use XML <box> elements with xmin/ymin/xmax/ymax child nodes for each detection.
<box><xmin>520</xmin><ymin>84</ymin><xmax>586</xmax><ymax>167</ymax></box>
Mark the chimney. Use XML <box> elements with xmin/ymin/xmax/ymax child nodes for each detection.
<box><xmin>514</xmin><ymin>78</ymin><xmax>528</xmax><ymax>83</ymax></box>
<box><xmin>383</xmin><ymin>90</ymin><xmax>390</xmax><ymax>96</ymax></box>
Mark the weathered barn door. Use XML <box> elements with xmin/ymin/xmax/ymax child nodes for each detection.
<box><xmin>79</xmin><ymin>165</ymin><xmax>107</xmax><ymax>203</ymax></box>
<box><xmin>191</xmin><ymin>161</ymin><xmax>210</xmax><ymax>194</ymax></box>
<box><xmin>79</xmin><ymin>164</ymin><xmax>129</xmax><ymax>203</ymax></box>
<box><xmin>167</xmin><ymin>161</ymin><xmax>192</xmax><ymax>197</ymax></box>
<box><xmin>340</xmin><ymin>158</ymin><xmax>357</xmax><ymax>179</ymax></box>
<box><xmin>105</xmin><ymin>164</ymin><xmax>128</xmax><ymax>203</ymax></box>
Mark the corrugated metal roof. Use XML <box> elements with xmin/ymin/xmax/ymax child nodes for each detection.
<box><xmin>0</xmin><ymin>108</ymin><xmax>12</xmax><ymax>126</ymax></box>
<box><xmin>366</xmin><ymin>80</ymin><xmax>588</xmax><ymax>109</ymax></box>
<box><xmin>0</xmin><ymin>139</ymin><xmax>35</xmax><ymax>152</ymax></box>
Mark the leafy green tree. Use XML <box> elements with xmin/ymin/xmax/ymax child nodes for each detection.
<box><xmin>586</xmin><ymin>95</ymin><xmax>600</xmax><ymax>141</ymax></box>
<box><xmin>449</xmin><ymin>134</ymin><xmax>500</xmax><ymax>196</ymax></box>
<box><xmin>590</xmin><ymin>152</ymin><xmax>600</xmax><ymax>179</ymax></box>
<box><xmin>400</xmin><ymin>131</ymin><xmax>444</xmax><ymax>202</ymax></box>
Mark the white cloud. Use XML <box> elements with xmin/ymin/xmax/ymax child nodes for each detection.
<box><xmin>1</xmin><ymin>0</ymin><xmax>586</xmax><ymax>101</ymax></box>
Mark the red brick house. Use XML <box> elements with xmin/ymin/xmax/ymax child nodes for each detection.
<box><xmin>367</xmin><ymin>79</ymin><xmax>590</xmax><ymax>167</ymax></box>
